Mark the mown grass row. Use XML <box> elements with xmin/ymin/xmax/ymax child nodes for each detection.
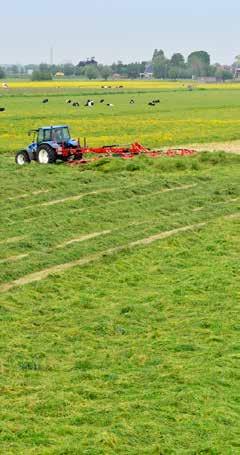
<box><xmin>0</xmin><ymin>153</ymin><xmax>239</xmax><ymax>453</ymax></box>
<box><xmin>0</xmin><ymin>154</ymin><xmax>239</xmax><ymax>284</ymax></box>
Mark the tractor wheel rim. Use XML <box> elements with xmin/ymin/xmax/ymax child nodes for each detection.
<box><xmin>38</xmin><ymin>149</ymin><xmax>49</xmax><ymax>164</ymax></box>
<box><xmin>17</xmin><ymin>154</ymin><xmax>25</xmax><ymax>165</ymax></box>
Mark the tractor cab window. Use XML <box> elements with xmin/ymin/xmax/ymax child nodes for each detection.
<box><xmin>37</xmin><ymin>129</ymin><xmax>44</xmax><ymax>143</ymax></box>
<box><xmin>52</xmin><ymin>128</ymin><xmax>62</xmax><ymax>143</ymax></box>
<box><xmin>44</xmin><ymin>130</ymin><xmax>51</xmax><ymax>141</ymax></box>
<box><xmin>37</xmin><ymin>127</ymin><xmax>70</xmax><ymax>144</ymax></box>
<box><xmin>62</xmin><ymin>127</ymin><xmax>70</xmax><ymax>141</ymax></box>
<box><xmin>37</xmin><ymin>129</ymin><xmax>51</xmax><ymax>143</ymax></box>
<box><xmin>52</xmin><ymin>127</ymin><xmax>70</xmax><ymax>143</ymax></box>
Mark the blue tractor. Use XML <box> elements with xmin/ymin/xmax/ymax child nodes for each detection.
<box><xmin>15</xmin><ymin>125</ymin><xmax>82</xmax><ymax>165</ymax></box>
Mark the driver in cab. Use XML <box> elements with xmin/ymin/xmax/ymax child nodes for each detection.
<box><xmin>53</xmin><ymin>128</ymin><xmax>63</xmax><ymax>143</ymax></box>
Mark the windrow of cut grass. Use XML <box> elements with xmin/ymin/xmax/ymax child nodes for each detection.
<box><xmin>1</xmin><ymin>153</ymin><xmax>240</xmax><ymax>284</ymax></box>
<box><xmin>0</xmin><ymin>154</ymin><xmax>239</xmax><ymax>280</ymax></box>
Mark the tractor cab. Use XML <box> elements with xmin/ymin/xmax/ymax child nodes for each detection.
<box><xmin>36</xmin><ymin>126</ymin><xmax>71</xmax><ymax>145</ymax></box>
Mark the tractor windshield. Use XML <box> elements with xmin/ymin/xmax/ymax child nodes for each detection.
<box><xmin>37</xmin><ymin>127</ymin><xmax>71</xmax><ymax>144</ymax></box>
<box><xmin>52</xmin><ymin>127</ymin><xmax>70</xmax><ymax>143</ymax></box>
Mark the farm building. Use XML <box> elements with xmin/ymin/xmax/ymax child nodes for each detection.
<box><xmin>195</xmin><ymin>76</ymin><xmax>217</xmax><ymax>83</ymax></box>
<box><xmin>140</xmin><ymin>63</ymin><xmax>153</xmax><ymax>79</ymax></box>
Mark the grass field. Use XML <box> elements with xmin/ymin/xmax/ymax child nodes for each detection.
<box><xmin>1</xmin><ymin>80</ymin><xmax>240</xmax><ymax>453</ymax></box>
<box><xmin>2</xmin><ymin>80</ymin><xmax>240</xmax><ymax>154</ymax></box>
<box><xmin>0</xmin><ymin>150</ymin><xmax>240</xmax><ymax>453</ymax></box>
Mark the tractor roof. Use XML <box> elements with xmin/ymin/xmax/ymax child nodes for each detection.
<box><xmin>28</xmin><ymin>125</ymin><xmax>69</xmax><ymax>136</ymax></box>
<box><xmin>40</xmin><ymin>125</ymin><xmax>68</xmax><ymax>130</ymax></box>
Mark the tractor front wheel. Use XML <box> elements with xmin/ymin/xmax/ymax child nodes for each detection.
<box><xmin>15</xmin><ymin>150</ymin><xmax>30</xmax><ymax>165</ymax></box>
<box><xmin>37</xmin><ymin>145</ymin><xmax>56</xmax><ymax>164</ymax></box>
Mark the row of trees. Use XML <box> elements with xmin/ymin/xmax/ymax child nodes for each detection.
<box><xmin>0</xmin><ymin>50</ymin><xmax>237</xmax><ymax>80</ymax></box>
<box><xmin>31</xmin><ymin>61</ymin><xmax>147</xmax><ymax>81</ymax></box>
<box><xmin>152</xmin><ymin>49</ymin><xmax>233</xmax><ymax>80</ymax></box>
<box><xmin>0</xmin><ymin>67</ymin><xmax>5</xmax><ymax>78</ymax></box>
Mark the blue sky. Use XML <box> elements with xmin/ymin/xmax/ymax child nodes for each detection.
<box><xmin>1</xmin><ymin>0</ymin><xmax>239</xmax><ymax>65</ymax></box>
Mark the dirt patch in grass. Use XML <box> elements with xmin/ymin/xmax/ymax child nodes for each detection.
<box><xmin>179</xmin><ymin>140</ymin><xmax>240</xmax><ymax>154</ymax></box>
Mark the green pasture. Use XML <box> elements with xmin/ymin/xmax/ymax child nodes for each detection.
<box><xmin>1</xmin><ymin>84</ymin><xmax>240</xmax><ymax>154</ymax></box>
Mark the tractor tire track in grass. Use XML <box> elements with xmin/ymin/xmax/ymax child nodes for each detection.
<box><xmin>56</xmin><ymin>230</ymin><xmax>112</xmax><ymax>249</ymax></box>
<box><xmin>0</xmin><ymin>254</ymin><xmax>29</xmax><ymax>265</ymax></box>
<box><xmin>0</xmin><ymin>182</ymin><xmax>198</xmax><ymax>255</ymax></box>
<box><xmin>18</xmin><ymin>183</ymin><xmax>197</xmax><ymax>215</ymax></box>
<box><xmin>56</xmin><ymin>219</ymin><xmax>153</xmax><ymax>249</ymax></box>
<box><xmin>7</xmin><ymin>190</ymin><xmax>49</xmax><ymax>201</ymax></box>
<box><xmin>0</xmin><ymin>236</ymin><xmax>26</xmax><ymax>245</ymax></box>
<box><xmin>39</xmin><ymin>183</ymin><xmax>197</xmax><ymax>207</ymax></box>
<box><xmin>1</xmin><ymin>193</ymin><xmax>238</xmax><ymax>266</ymax></box>
<box><xmin>21</xmin><ymin>188</ymin><xmax>117</xmax><ymax>210</ymax></box>
<box><xmin>192</xmin><ymin>197</ymin><xmax>240</xmax><ymax>213</ymax></box>
<box><xmin>2</xmin><ymin>182</ymin><xmax>197</xmax><ymax>228</ymax></box>
<box><xmin>104</xmin><ymin>184</ymin><xmax>197</xmax><ymax>207</ymax></box>
<box><xmin>0</xmin><ymin>221</ymin><xmax>207</xmax><ymax>293</ymax></box>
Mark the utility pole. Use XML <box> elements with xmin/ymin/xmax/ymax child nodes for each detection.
<box><xmin>50</xmin><ymin>47</ymin><xmax>53</xmax><ymax>66</ymax></box>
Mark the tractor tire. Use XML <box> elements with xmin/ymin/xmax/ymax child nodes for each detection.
<box><xmin>37</xmin><ymin>145</ymin><xmax>56</xmax><ymax>164</ymax></box>
<box><xmin>15</xmin><ymin>150</ymin><xmax>30</xmax><ymax>165</ymax></box>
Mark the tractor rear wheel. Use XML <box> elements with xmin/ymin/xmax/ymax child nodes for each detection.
<box><xmin>15</xmin><ymin>150</ymin><xmax>30</xmax><ymax>165</ymax></box>
<box><xmin>37</xmin><ymin>145</ymin><xmax>56</xmax><ymax>164</ymax></box>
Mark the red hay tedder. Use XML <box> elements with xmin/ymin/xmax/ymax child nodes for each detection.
<box><xmin>69</xmin><ymin>142</ymin><xmax>196</xmax><ymax>166</ymax></box>
<box><xmin>15</xmin><ymin>125</ymin><xmax>196</xmax><ymax>166</ymax></box>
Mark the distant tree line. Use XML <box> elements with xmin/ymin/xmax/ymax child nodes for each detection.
<box><xmin>0</xmin><ymin>50</ymin><xmax>236</xmax><ymax>81</ymax></box>
<box><xmin>151</xmin><ymin>49</ymin><xmax>233</xmax><ymax>80</ymax></box>
<box><xmin>29</xmin><ymin>60</ymin><xmax>147</xmax><ymax>81</ymax></box>
<box><xmin>0</xmin><ymin>67</ymin><xmax>6</xmax><ymax>78</ymax></box>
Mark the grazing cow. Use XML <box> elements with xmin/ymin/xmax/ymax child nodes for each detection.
<box><xmin>148</xmin><ymin>102</ymin><xmax>155</xmax><ymax>106</ymax></box>
<box><xmin>0</xmin><ymin>107</ymin><xmax>5</xmax><ymax>112</ymax></box>
<box><xmin>153</xmin><ymin>99</ymin><xmax>160</xmax><ymax>103</ymax></box>
<box><xmin>2</xmin><ymin>82</ymin><xmax>9</xmax><ymax>89</ymax></box>
<box><xmin>85</xmin><ymin>100</ymin><xmax>94</xmax><ymax>107</ymax></box>
<box><xmin>106</xmin><ymin>103</ymin><xmax>114</xmax><ymax>107</ymax></box>
<box><xmin>42</xmin><ymin>98</ymin><xmax>48</xmax><ymax>103</ymax></box>
<box><xmin>100</xmin><ymin>99</ymin><xmax>105</xmax><ymax>103</ymax></box>
<box><xmin>130</xmin><ymin>99</ymin><xmax>135</xmax><ymax>104</ymax></box>
<box><xmin>66</xmin><ymin>99</ymin><xmax>72</xmax><ymax>104</ymax></box>
<box><xmin>72</xmin><ymin>102</ymin><xmax>80</xmax><ymax>107</ymax></box>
